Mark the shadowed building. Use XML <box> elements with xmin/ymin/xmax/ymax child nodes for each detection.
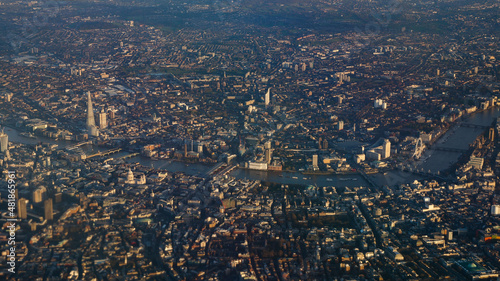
<box><xmin>18</xmin><ymin>198</ymin><xmax>28</xmax><ymax>219</ymax></box>
<box><xmin>44</xmin><ymin>198</ymin><xmax>53</xmax><ymax>221</ymax></box>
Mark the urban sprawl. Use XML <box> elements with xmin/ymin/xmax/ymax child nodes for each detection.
<box><xmin>1</xmin><ymin>0</ymin><xmax>500</xmax><ymax>280</ymax></box>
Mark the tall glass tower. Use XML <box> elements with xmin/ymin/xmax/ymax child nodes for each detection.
<box><xmin>86</xmin><ymin>92</ymin><xmax>99</xmax><ymax>136</ymax></box>
<box><xmin>86</xmin><ymin>92</ymin><xmax>96</xmax><ymax>128</ymax></box>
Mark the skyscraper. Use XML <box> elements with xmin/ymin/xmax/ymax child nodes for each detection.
<box><xmin>86</xmin><ymin>92</ymin><xmax>99</xmax><ymax>136</ymax></box>
<box><xmin>265</xmin><ymin>88</ymin><xmax>271</xmax><ymax>107</ymax></box>
<box><xmin>99</xmin><ymin>109</ymin><xmax>107</xmax><ymax>129</ymax></box>
<box><xmin>44</xmin><ymin>198</ymin><xmax>53</xmax><ymax>221</ymax></box>
<box><xmin>265</xmin><ymin>149</ymin><xmax>272</xmax><ymax>164</ymax></box>
<box><xmin>33</xmin><ymin>186</ymin><xmax>46</xmax><ymax>203</ymax></box>
<box><xmin>382</xmin><ymin>139</ymin><xmax>391</xmax><ymax>159</ymax></box>
<box><xmin>312</xmin><ymin>154</ymin><xmax>318</xmax><ymax>168</ymax></box>
<box><xmin>0</xmin><ymin>128</ymin><xmax>8</xmax><ymax>152</ymax></box>
<box><xmin>86</xmin><ymin>92</ymin><xmax>96</xmax><ymax>128</ymax></box>
<box><xmin>18</xmin><ymin>198</ymin><xmax>28</xmax><ymax>219</ymax></box>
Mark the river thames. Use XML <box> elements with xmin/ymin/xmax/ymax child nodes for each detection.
<box><xmin>4</xmin><ymin>106</ymin><xmax>500</xmax><ymax>188</ymax></box>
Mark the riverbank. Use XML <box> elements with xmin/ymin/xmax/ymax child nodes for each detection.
<box><xmin>414</xmin><ymin>106</ymin><xmax>500</xmax><ymax>174</ymax></box>
<box><xmin>6</xmin><ymin>103</ymin><xmax>500</xmax><ymax>188</ymax></box>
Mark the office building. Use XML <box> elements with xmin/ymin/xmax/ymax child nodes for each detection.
<box><xmin>265</xmin><ymin>149</ymin><xmax>272</xmax><ymax>164</ymax></box>
<box><xmin>467</xmin><ymin>156</ymin><xmax>484</xmax><ymax>170</ymax></box>
<box><xmin>265</xmin><ymin>88</ymin><xmax>271</xmax><ymax>107</ymax></box>
<box><xmin>248</xmin><ymin>161</ymin><xmax>268</xmax><ymax>171</ymax></box>
<box><xmin>491</xmin><ymin>205</ymin><xmax>500</xmax><ymax>215</ymax></box>
<box><xmin>382</xmin><ymin>139</ymin><xmax>391</xmax><ymax>159</ymax></box>
<box><xmin>338</xmin><ymin>121</ymin><xmax>344</xmax><ymax>131</ymax></box>
<box><xmin>99</xmin><ymin>109</ymin><xmax>107</xmax><ymax>129</ymax></box>
<box><xmin>0</xmin><ymin>128</ymin><xmax>8</xmax><ymax>152</ymax></box>
<box><xmin>366</xmin><ymin>138</ymin><xmax>391</xmax><ymax>160</ymax></box>
<box><xmin>44</xmin><ymin>198</ymin><xmax>53</xmax><ymax>221</ymax></box>
<box><xmin>18</xmin><ymin>198</ymin><xmax>28</xmax><ymax>219</ymax></box>
<box><xmin>374</xmin><ymin>99</ymin><xmax>387</xmax><ymax>109</ymax></box>
<box><xmin>264</xmin><ymin>141</ymin><xmax>272</xmax><ymax>150</ymax></box>
<box><xmin>33</xmin><ymin>187</ymin><xmax>46</xmax><ymax>203</ymax></box>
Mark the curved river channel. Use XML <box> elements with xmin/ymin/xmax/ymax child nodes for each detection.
<box><xmin>4</xmin><ymin>106</ymin><xmax>500</xmax><ymax>188</ymax></box>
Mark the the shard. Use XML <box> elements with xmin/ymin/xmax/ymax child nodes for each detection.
<box><xmin>86</xmin><ymin>92</ymin><xmax>98</xmax><ymax>136</ymax></box>
<box><xmin>86</xmin><ymin>92</ymin><xmax>96</xmax><ymax>128</ymax></box>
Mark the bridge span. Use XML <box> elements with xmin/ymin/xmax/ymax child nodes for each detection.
<box><xmin>86</xmin><ymin>148</ymin><xmax>123</xmax><ymax>159</ymax></box>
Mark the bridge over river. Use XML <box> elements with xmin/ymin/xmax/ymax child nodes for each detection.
<box><xmin>416</xmin><ymin>107</ymin><xmax>500</xmax><ymax>173</ymax></box>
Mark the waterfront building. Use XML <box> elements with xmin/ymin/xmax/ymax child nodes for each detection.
<box><xmin>0</xmin><ymin>128</ymin><xmax>8</xmax><ymax>152</ymax></box>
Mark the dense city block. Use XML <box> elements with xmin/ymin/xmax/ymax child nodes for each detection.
<box><xmin>0</xmin><ymin>0</ymin><xmax>500</xmax><ymax>280</ymax></box>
